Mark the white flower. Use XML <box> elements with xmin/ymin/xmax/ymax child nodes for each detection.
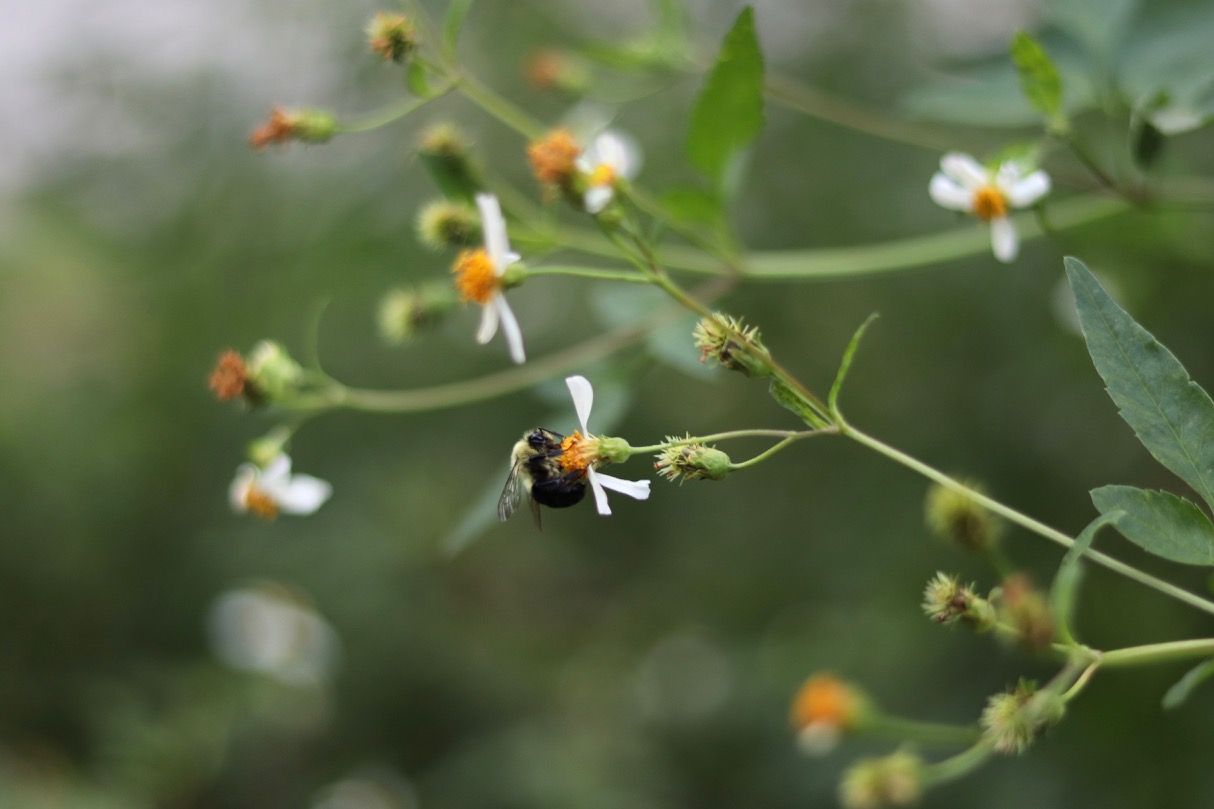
<box><xmin>208</xmin><ymin>584</ymin><xmax>338</xmax><ymax>685</ymax></box>
<box><xmin>229</xmin><ymin>453</ymin><xmax>332</xmax><ymax>518</ymax></box>
<box><xmin>576</xmin><ymin>130</ymin><xmax>642</xmax><ymax>214</ymax></box>
<box><xmin>928</xmin><ymin>152</ymin><xmax>1051</xmax><ymax>263</ymax></box>
<box><xmin>452</xmin><ymin>193</ymin><xmax>525</xmax><ymax>364</ymax></box>
<box><xmin>564</xmin><ymin>375</ymin><xmax>651</xmax><ymax>515</ymax></box>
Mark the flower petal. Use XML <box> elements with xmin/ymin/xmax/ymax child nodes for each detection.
<box><xmin>476</xmin><ymin>301</ymin><xmax>499</xmax><ymax>344</ymax></box>
<box><xmin>275</xmin><ymin>474</ymin><xmax>333</xmax><ymax>515</ymax></box>
<box><xmin>594</xmin><ymin>131</ymin><xmax>641</xmax><ymax>178</ymax></box>
<box><xmin>584</xmin><ymin>185</ymin><xmax>614</xmax><ymax>214</ymax></box>
<box><xmin>495</xmin><ymin>296</ymin><xmax>526</xmax><ymax>364</ymax></box>
<box><xmin>592</xmin><ymin>472</ymin><xmax>651</xmax><ymax>501</ymax></box>
<box><xmin>940</xmin><ymin>152</ymin><xmax>987</xmax><ymax>189</ymax></box>
<box><xmin>565</xmin><ymin>375</ymin><xmax>594</xmax><ymax>435</ymax></box>
<box><xmin>475</xmin><ymin>193</ymin><xmax>510</xmax><ymax>272</ymax></box>
<box><xmin>229</xmin><ymin>465</ymin><xmax>257</xmax><ymax>512</ymax></box>
<box><xmin>260</xmin><ymin>454</ymin><xmax>292</xmax><ymax>486</ymax></box>
<box><xmin>1005</xmin><ymin>171</ymin><xmax>1051</xmax><ymax>208</ymax></box>
<box><xmin>990</xmin><ymin>216</ymin><xmax>1019</xmax><ymax>263</ymax></box>
<box><xmin>586</xmin><ymin>467</ymin><xmax>611</xmax><ymax>516</ymax></box>
<box><xmin>928</xmin><ymin>173</ymin><xmax>972</xmax><ymax>211</ymax></box>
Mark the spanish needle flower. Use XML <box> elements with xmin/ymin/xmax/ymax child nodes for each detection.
<box><xmin>451</xmin><ymin>193</ymin><xmax>525</xmax><ymax>364</ymax></box>
<box><xmin>790</xmin><ymin>673</ymin><xmax>869</xmax><ymax>755</ymax></box>
<box><xmin>561</xmin><ymin>375</ymin><xmax>651</xmax><ymax>515</ymax></box>
<box><xmin>575</xmin><ymin>130</ymin><xmax>641</xmax><ymax>214</ymax></box>
<box><xmin>229</xmin><ymin>453</ymin><xmax>332</xmax><ymax>519</ymax></box>
<box><xmin>928</xmin><ymin>153</ymin><xmax>1050</xmax><ymax>263</ymax></box>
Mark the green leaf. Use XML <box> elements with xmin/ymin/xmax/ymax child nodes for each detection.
<box><xmin>1010</xmin><ymin>31</ymin><xmax>1064</xmax><ymax>121</ymax></box>
<box><xmin>1162</xmin><ymin>658</ymin><xmax>1214</xmax><ymax>710</ymax></box>
<box><xmin>407</xmin><ymin>60</ymin><xmax>432</xmax><ymax>98</ymax></box>
<box><xmin>1044</xmin><ymin>0</ymin><xmax>1136</xmax><ymax>61</ymax></box>
<box><xmin>1049</xmin><ymin>514</ymin><xmax>1119</xmax><ymax>644</ymax></box>
<box><xmin>685</xmin><ymin>7</ymin><xmax>765</xmax><ymax>191</ymax></box>
<box><xmin>828</xmin><ymin>313</ymin><xmax>879</xmax><ymax>419</ymax></box>
<box><xmin>443</xmin><ymin>0</ymin><xmax>475</xmax><ymax>53</ymax></box>
<box><xmin>1066</xmin><ymin>257</ymin><xmax>1214</xmax><ymax>512</ymax></box>
<box><xmin>1091</xmin><ymin>485</ymin><xmax>1214</xmax><ymax>566</ymax></box>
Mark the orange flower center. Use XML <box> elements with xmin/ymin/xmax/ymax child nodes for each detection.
<box><xmin>589</xmin><ymin>163</ymin><xmax>616</xmax><ymax>188</ymax></box>
<box><xmin>971</xmin><ymin>185</ymin><xmax>1008</xmax><ymax>221</ymax></box>
<box><xmin>452</xmin><ymin>248</ymin><xmax>499</xmax><ymax>305</ymax></box>
<box><xmin>245</xmin><ymin>487</ymin><xmax>279</xmax><ymax>519</ymax></box>
<box><xmin>790</xmin><ymin>674</ymin><xmax>856</xmax><ymax>731</ymax></box>
<box><xmin>209</xmin><ymin>350</ymin><xmax>248</xmax><ymax>401</ymax></box>
<box><xmin>527</xmin><ymin>129</ymin><xmax>581</xmax><ymax>185</ymax></box>
<box><xmin>558</xmin><ymin>431</ymin><xmax>596</xmax><ymax>473</ymax></box>
<box><xmin>249</xmin><ymin>107</ymin><xmax>296</xmax><ymax>150</ymax></box>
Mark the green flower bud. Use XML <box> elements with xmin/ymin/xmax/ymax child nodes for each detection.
<box><xmin>839</xmin><ymin>751</ymin><xmax>923</xmax><ymax>809</ymax></box>
<box><xmin>247</xmin><ymin>426</ymin><xmax>292</xmax><ymax>468</ymax></box>
<box><xmin>655</xmin><ymin>438</ymin><xmax>732</xmax><ymax>482</ymax></box>
<box><xmin>997</xmin><ymin>573</ymin><xmax>1055</xmax><ymax>651</ymax></box>
<box><xmin>980</xmin><ymin>678</ymin><xmax>1065</xmax><ymax>755</ymax></box>
<box><xmin>593</xmin><ymin>436</ymin><xmax>632</xmax><ymax>465</ymax></box>
<box><xmin>419</xmin><ymin>124</ymin><xmax>482</xmax><ymax>203</ymax></box>
<box><xmin>245</xmin><ymin>340</ymin><xmax>304</xmax><ymax>402</ymax></box>
<box><xmin>925</xmin><ymin>481</ymin><xmax>1002</xmax><ymax>552</ymax></box>
<box><xmin>693</xmin><ymin>312</ymin><xmax>772</xmax><ymax>378</ymax></box>
<box><xmin>290</xmin><ymin>109</ymin><xmax>337</xmax><ymax>144</ymax></box>
<box><xmin>921</xmin><ymin>572</ymin><xmax>996</xmax><ymax>631</ymax></box>
<box><xmin>377</xmin><ymin>282</ymin><xmax>457</xmax><ymax>345</ymax></box>
<box><xmin>416</xmin><ymin>200</ymin><xmax>481</xmax><ymax>251</ymax></box>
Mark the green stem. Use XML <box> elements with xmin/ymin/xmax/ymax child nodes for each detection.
<box><xmin>1101</xmin><ymin>639</ymin><xmax>1214</xmax><ymax>668</ymax></box>
<box><xmin>455</xmin><ymin>73</ymin><xmax>545</xmax><ymax>139</ymax></box>
<box><xmin>867</xmin><ymin>714</ymin><xmax>981</xmax><ymax>747</ymax></box>
<box><xmin>843</xmin><ymin>424</ymin><xmax>1214</xmax><ymax>618</ymax></box>
<box><xmin>921</xmin><ymin>741</ymin><xmax>996</xmax><ymax>786</ymax></box>
<box><xmin>728</xmin><ymin>434</ymin><xmax>811</xmax><ymax>470</ymax></box>
<box><xmin>516</xmin><ymin>265</ymin><xmax>654</xmax><ymax>284</ymax></box>
<box><xmin>336</xmin><ymin>85</ymin><xmax>453</xmax><ymax>133</ymax></box>
<box><xmin>627</xmin><ymin>428</ymin><xmax>825</xmax><ymax>456</ymax></box>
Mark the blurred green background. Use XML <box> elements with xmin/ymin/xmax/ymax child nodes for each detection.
<box><xmin>2</xmin><ymin>0</ymin><xmax>1213</xmax><ymax>806</ymax></box>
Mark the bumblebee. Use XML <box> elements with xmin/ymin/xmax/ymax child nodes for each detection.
<box><xmin>498</xmin><ymin>428</ymin><xmax>588</xmax><ymax>526</ymax></box>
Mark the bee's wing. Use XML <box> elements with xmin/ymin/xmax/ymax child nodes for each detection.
<box><xmin>497</xmin><ymin>459</ymin><xmax>530</xmax><ymax>522</ymax></box>
<box><xmin>529</xmin><ymin>496</ymin><xmax>543</xmax><ymax>531</ymax></box>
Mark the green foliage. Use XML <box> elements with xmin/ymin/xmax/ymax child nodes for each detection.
<box><xmin>1045</xmin><ymin>0</ymin><xmax>1136</xmax><ymax>61</ymax></box>
<box><xmin>443</xmin><ymin>0</ymin><xmax>476</xmax><ymax>53</ymax></box>
<box><xmin>407</xmin><ymin>60</ymin><xmax>434</xmax><ymax>98</ymax></box>
<box><xmin>829</xmin><ymin>313</ymin><xmax>879</xmax><ymax>419</ymax></box>
<box><xmin>1049</xmin><ymin>514</ymin><xmax>1118</xmax><ymax>644</ymax></box>
<box><xmin>685</xmin><ymin>7</ymin><xmax>765</xmax><ymax>194</ymax></box>
<box><xmin>1010</xmin><ymin>31</ymin><xmax>1064</xmax><ymax>123</ymax></box>
<box><xmin>1162</xmin><ymin>658</ymin><xmax>1214</xmax><ymax>709</ymax></box>
<box><xmin>1091</xmin><ymin>486</ymin><xmax>1214</xmax><ymax>566</ymax></box>
<box><xmin>1066</xmin><ymin>257</ymin><xmax>1214</xmax><ymax>513</ymax></box>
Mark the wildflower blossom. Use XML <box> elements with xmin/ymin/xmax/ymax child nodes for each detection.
<box><xmin>249</xmin><ymin>106</ymin><xmax>336</xmax><ymax>150</ymax></box>
<box><xmin>981</xmin><ymin>679</ymin><xmax>1065</xmax><ymax>754</ymax></box>
<box><xmin>790</xmin><ymin>673</ymin><xmax>867</xmax><ymax>755</ymax></box>
<box><xmin>229</xmin><ymin>454</ymin><xmax>332</xmax><ymax>519</ymax></box>
<box><xmin>366</xmin><ymin>12</ymin><xmax>415</xmax><ymax>63</ymax></box>
<box><xmin>561</xmin><ymin>375</ymin><xmax>651</xmax><ymax>515</ymax></box>
<box><xmin>209</xmin><ymin>350</ymin><xmax>249</xmax><ymax>401</ymax></box>
<box><xmin>527</xmin><ymin>129</ymin><xmax>581</xmax><ymax>187</ymax></box>
<box><xmin>839</xmin><ymin>751</ymin><xmax>923</xmax><ymax>809</ymax></box>
<box><xmin>575</xmin><ymin>130</ymin><xmax>641</xmax><ymax>214</ymax></box>
<box><xmin>921</xmin><ymin>572</ymin><xmax>996</xmax><ymax>630</ymax></box>
<box><xmin>654</xmin><ymin>438</ymin><xmax>732</xmax><ymax>482</ymax></box>
<box><xmin>928</xmin><ymin>153</ymin><xmax>1050</xmax><ymax>263</ymax></box>
<box><xmin>451</xmin><ymin>194</ymin><xmax>525</xmax><ymax>364</ymax></box>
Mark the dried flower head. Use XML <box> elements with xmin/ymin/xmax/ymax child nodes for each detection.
<box><xmin>693</xmin><ymin>312</ymin><xmax>772</xmax><ymax>377</ymax></box>
<box><xmin>527</xmin><ymin>129</ymin><xmax>582</xmax><ymax>187</ymax></box>
<box><xmin>839</xmin><ymin>751</ymin><xmax>923</xmax><ymax>809</ymax></box>
<box><xmin>980</xmin><ymin>678</ymin><xmax>1065</xmax><ymax>754</ymax></box>
<box><xmin>654</xmin><ymin>438</ymin><xmax>732</xmax><ymax>483</ymax></box>
<box><xmin>209</xmin><ymin>350</ymin><xmax>249</xmax><ymax>401</ymax></box>
<box><xmin>249</xmin><ymin>107</ymin><xmax>336</xmax><ymax>150</ymax></box>
<box><xmin>366</xmin><ymin>12</ymin><xmax>415</xmax><ymax>62</ymax></box>
<box><xmin>417</xmin><ymin>200</ymin><xmax>480</xmax><ymax>250</ymax></box>
<box><xmin>377</xmin><ymin>283</ymin><xmax>457</xmax><ymax>345</ymax></box>
<box><xmin>921</xmin><ymin>572</ymin><xmax>996</xmax><ymax>630</ymax></box>
<box><xmin>925</xmin><ymin>481</ymin><xmax>1002</xmax><ymax>552</ymax></box>
<box><xmin>998</xmin><ymin>573</ymin><xmax>1055</xmax><ymax>651</ymax></box>
<box><xmin>790</xmin><ymin>673</ymin><xmax>867</xmax><ymax>755</ymax></box>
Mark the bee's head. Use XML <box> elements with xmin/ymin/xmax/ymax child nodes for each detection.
<box><xmin>527</xmin><ymin>429</ymin><xmax>550</xmax><ymax>449</ymax></box>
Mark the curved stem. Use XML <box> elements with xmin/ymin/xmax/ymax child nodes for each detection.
<box><xmin>517</xmin><ymin>265</ymin><xmax>654</xmax><ymax>284</ymax></box>
<box><xmin>843</xmin><ymin>424</ymin><xmax>1214</xmax><ymax>618</ymax></box>
<box><xmin>336</xmin><ymin>85</ymin><xmax>453</xmax><ymax>133</ymax></box>
<box><xmin>1100</xmin><ymin>638</ymin><xmax>1214</xmax><ymax>668</ymax></box>
<box><xmin>922</xmin><ymin>741</ymin><xmax>995</xmax><ymax>786</ymax></box>
<box><xmin>455</xmin><ymin>73</ymin><xmax>545</xmax><ymax>139</ymax></box>
<box><xmin>729</xmin><ymin>434</ymin><xmax>811</xmax><ymax>470</ymax></box>
<box><xmin>867</xmin><ymin>714</ymin><xmax>981</xmax><ymax>747</ymax></box>
<box><xmin>628</xmin><ymin>428</ymin><xmax>827</xmax><ymax>456</ymax></box>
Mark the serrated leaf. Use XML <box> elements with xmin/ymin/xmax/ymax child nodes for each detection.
<box><xmin>1010</xmin><ymin>31</ymin><xmax>1064</xmax><ymax>120</ymax></box>
<box><xmin>443</xmin><ymin>0</ymin><xmax>475</xmax><ymax>53</ymax></box>
<box><xmin>685</xmin><ymin>7</ymin><xmax>764</xmax><ymax>191</ymax></box>
<box><xmin>1050</xmin><ymin>514</ymin><xmax>1119</xmax><ymax>644</ymax></box>
<box><xmin>1091</xmin><ymin>485</ymin><xmax>1214</xmax><ymax>566</ymax></box>
<box><xmin>1163</xmin><ymin>658</ymin><xmax>1214</xmax><ymax>709</ymax></box>
<box><xmin>1066</xmin><ymin>257</ymin><xmax>1214</xmax><ymax>512</ymax></box>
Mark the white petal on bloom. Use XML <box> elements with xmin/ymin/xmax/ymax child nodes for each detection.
<box><xmin>940</xmin><ymin>152</ymin><xmax>988</xmax><ymax>190</ymax></box>
<box><xmin>565</xmin><ymin>375</ymin><xmax>595</xmax><ymax>435</ymax></box>
<box><xmin>586</xmin><ymin>466</ymin><xmax>611</xmax><ymax>516</ymax></box>
<box><xmin>260</xmin><ymin>453</ymin><xmax>292</xmax><ymax>487</ymax></box>
<box><xmin>495</xmin><ymin>296</ymin><xmax>526</xmax><ymax>365</ymax></box>
<box><xmin>594</xmin><ymin>130</ymin><xmax>642</xmax><ymax>178</ymax></box>
<box><xmin>274</xmin><ymin>474</ymin><xmax>333</xmax><ymax>515</ymax></box>
<box><xmin>476</xmin><ymin>301</ymin><xmax>499</xmax><ymax>345</ymax></box>
<box><xmin>229</xmin><ymin>464</ymin><xmax>257</xmax><ymax>512</ymax></box>
<box><xmin>928</xmin><ymin>173</ymin><xmax>973</xmax><ymax>211</ymax></box>
<box><xmin>593</xmin><ymin>472</ymin><xmax>651</xmax><ymax>501</ymax></box>
<box><xmin>990</xmin><ymin>216</ymin><xmax>1019</xmax><ymax>263</ymax></box>
<box><xmin>475</xmin><ymin>193</ymin><xmax>510</xmax><ymax>272</ymax></box>
<box><xmin>504</xmin><ymin>251</ymin><xmax>522</xmax><ymax>268</ymax></box>
<box><xmin>584</xmin><ymin>185</ymin><xmax>614</xmax><ymax>214</ymax></box>
<box><xmin>1005</xmin><ymin>171</ymin><xmax>1051</xmax><ymax>208</ymax></box>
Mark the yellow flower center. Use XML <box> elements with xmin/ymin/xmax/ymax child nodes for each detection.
<box><xmin>558</xmin><ymin>431</ymin><xmax>596</xmax><ymax>473</ymax></box>
<box><xmin>452</xmin><ymin>248</ymin><xmax>499</xmax><ymax>305</ymax></box>
<box><xmin>790</xmin><ymin>674</ymin><xmax>857</xmax><ymax>731</ymax></box>
<box><xmin>971</xmin><ymin>185</ymin><xmax>1008</xmax><ymax>221</ymax></box>
<box><xmin>527</xmin><ymin>129</ymin><xmax>581</xmax><ymax>186</ymax></box>
<box><xmin>245</xmin><ymin>487</ymin><xmax>279</xmax><ymax>519</ymax></box>
<box><xmin>589</xmin><ymin>163</ymin><xmax>616</xmax><ymax>188</ymax></box>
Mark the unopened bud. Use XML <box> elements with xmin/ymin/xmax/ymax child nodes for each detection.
<box><xmin>366</xmin><ymin>12</ymin><xmax>416</xmax><ymax>63</ymax></box>
<box><xmin>419</xmin><ymin>124</ymin><xmax>482</xmax><ymax>202</ymax></box>
<box><xmin>790</xmin><ymin>673</ymin><xmax>870</xmax><ymax>756</ymax></box>
<box><xmin>997</xmin><ymin>573</ymin><xmax>1054</xmax><ymax>651</ymax></box>
<box><xmin>245</xmin><ymin>340</ymin><xmax>304</xmax><ymax>402</ymax></box>
<box><xmin>693</xmin><ymin>312</ymin><xmax>772</xmax><ymax>378</ymax></box>
<box><xmin>377</xmin><ymin>283</ymin><xmax>457</xmax><ymax>345</ymax></box>
<box><xmin>839</xmin><ymin>751</ymin><xmax>923</xmax><ymax>809</ymax></box>
<box><xmin>655</xmin><ymin>438</ymin><xmax>732</xmax><ymax>482</ymax></box>
<box><xmin>921</xmin><ymin>572</ymin><xmax>996</xmax><ymax>630</ymax></box>
<box><xmin>249</xmin><ymin>107</ymin><xmax>336</xmax><ymax>150</ymax></box>
<box><xmin>592</xmin><ymin>436</ymin><xmax>632</xmax><ymax>465</ymax></box>
<box><xmin>925</xmin><ymin>481</ymin><xmax>1002</xmax><ymax>552</ymax></box>
<box><xmin>416</xmin><ymin>200</ymin><xmax>480</xmax><ymax>250</ymax></box>
<box><xmin>248</xmin><ymin>426</ymin><xmax>292</xmax><ymax>468</ymax></box>
<box><xmin>524</xmin><ymin>48</ymin><xmax>589</xmax><ymax>94</ymax></box>
<box><xmin>980</xmin><ymin>678</ymin><xmax>1065</xmax><ymax>755</ymax></box>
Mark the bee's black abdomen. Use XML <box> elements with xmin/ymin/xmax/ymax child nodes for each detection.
<box><xmin>531</xmin><ymin>476</ymin><xmax>587</xmax><ymax>509</ymax></box>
